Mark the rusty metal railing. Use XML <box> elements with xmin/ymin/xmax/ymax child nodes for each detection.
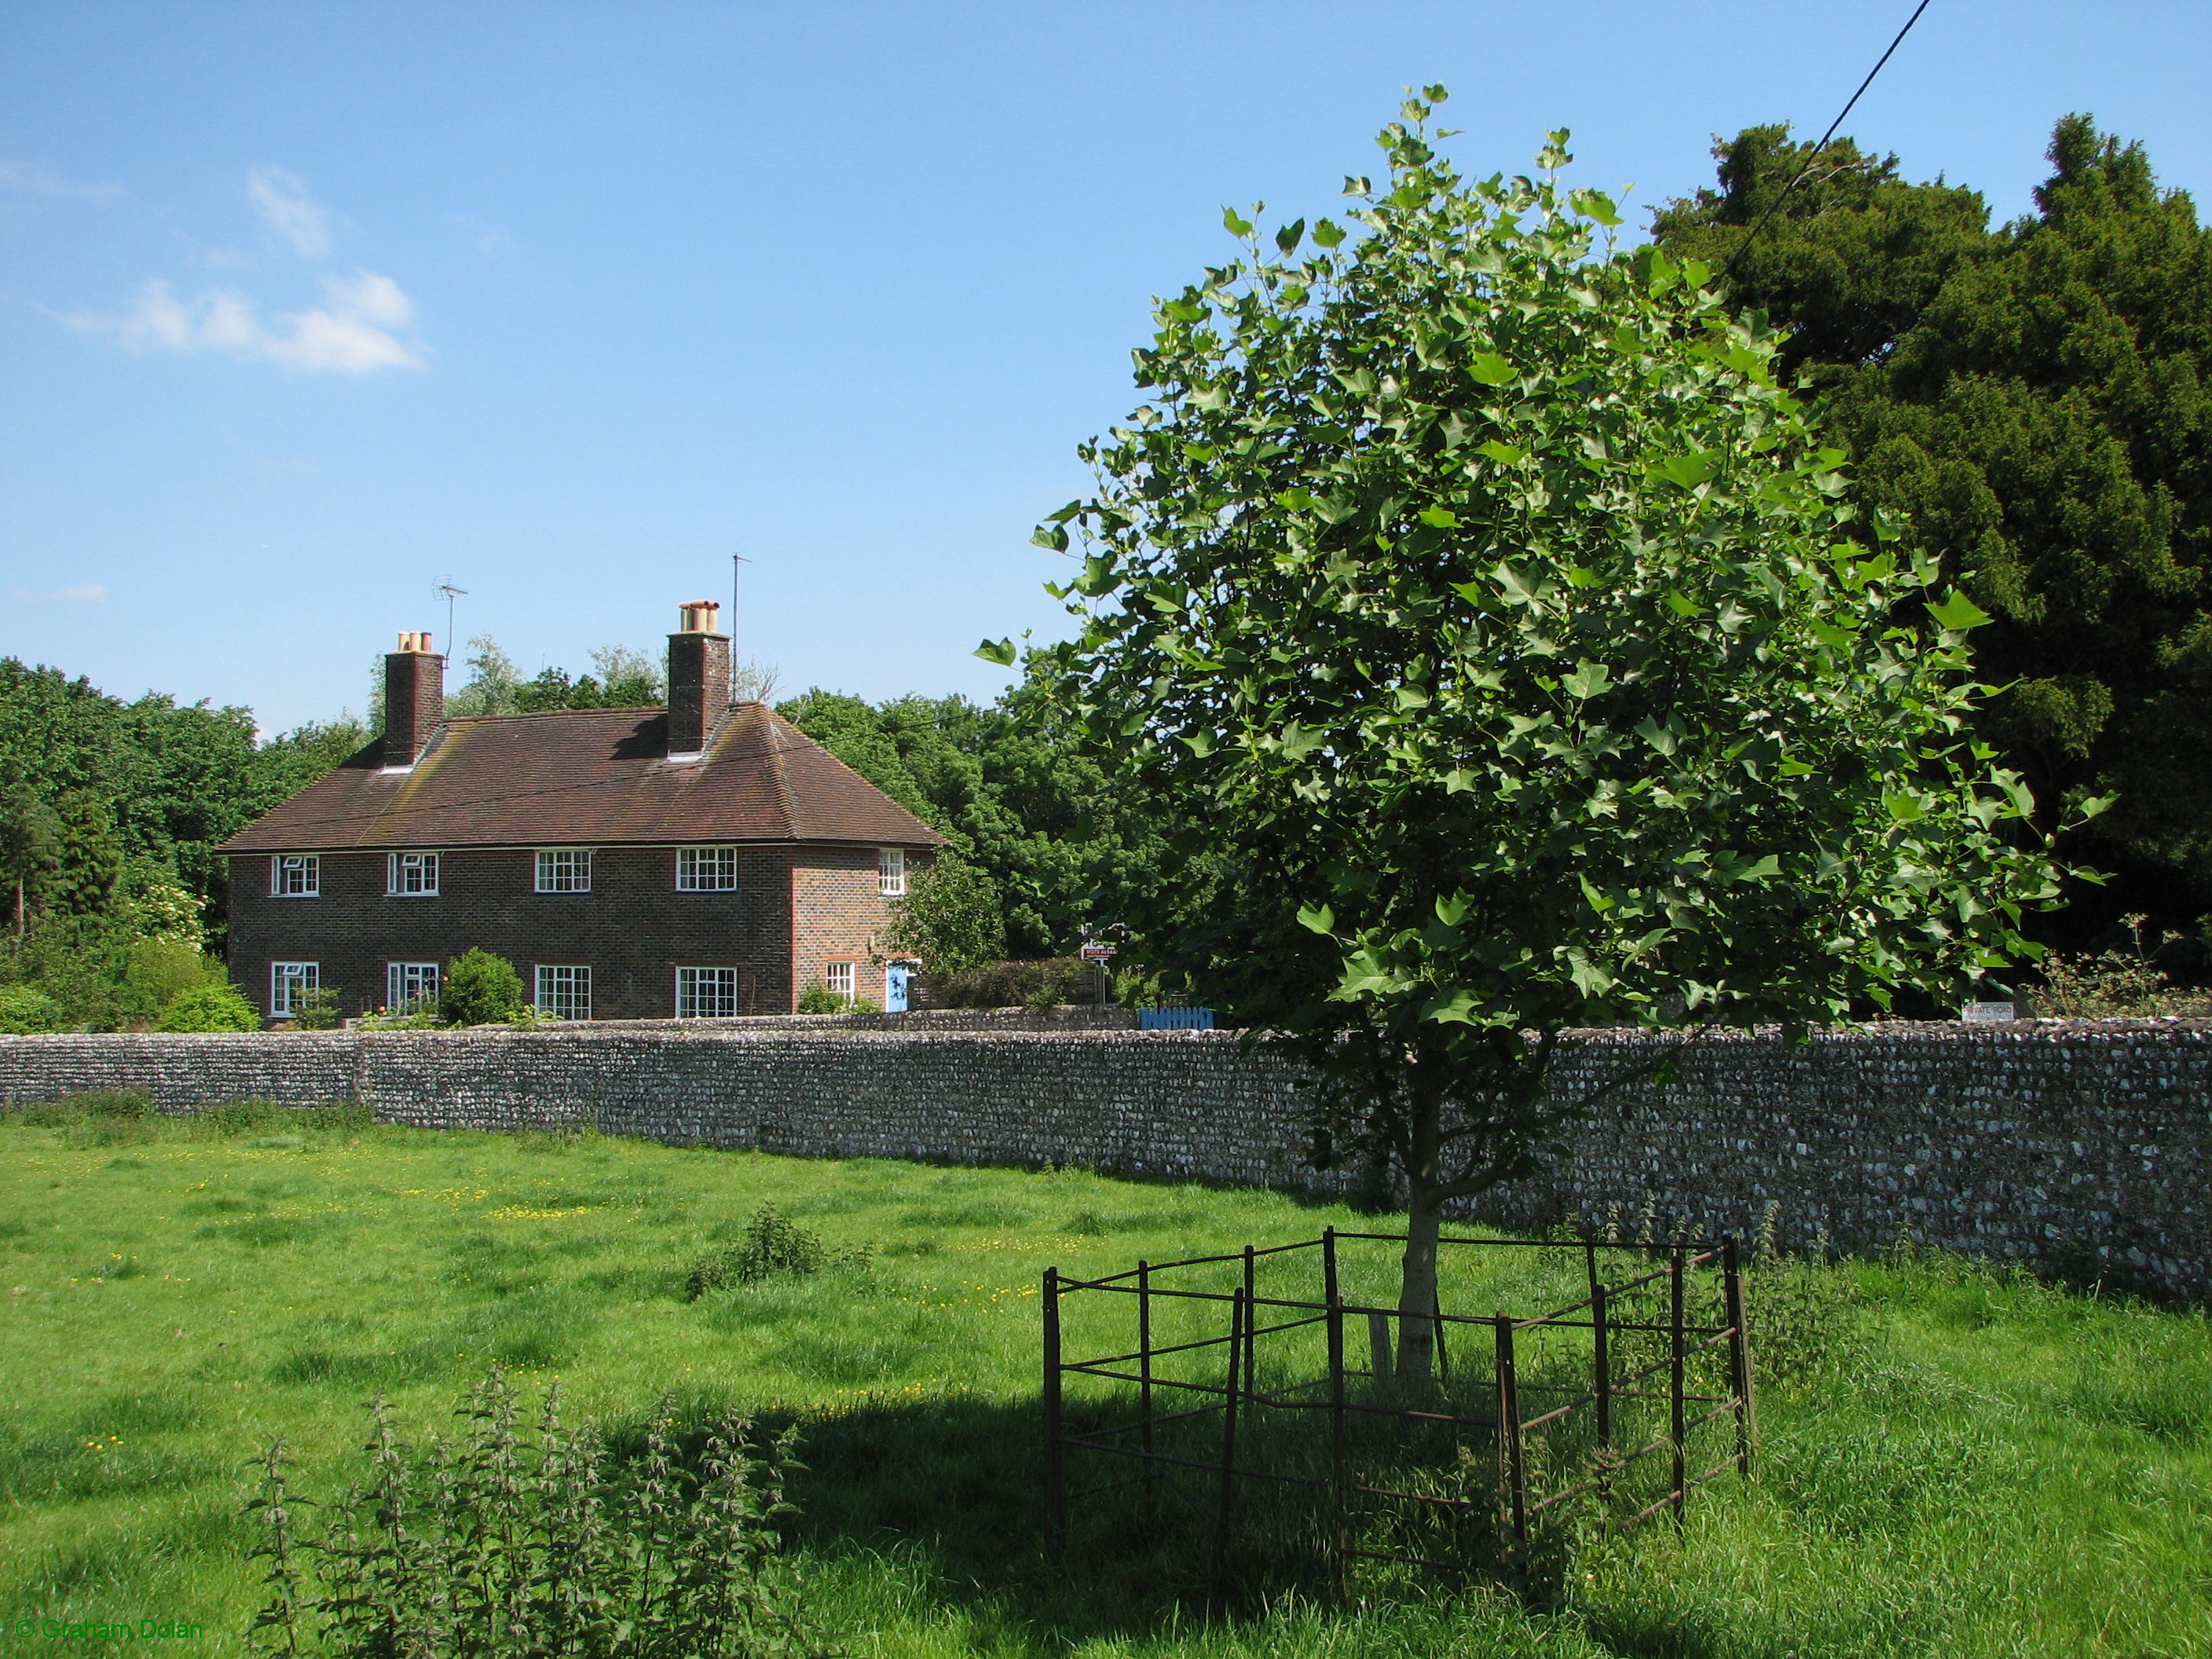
<box><xmin>1043</xmin><ymin>1228</ymin><xmax>1755</xmax><ymax>1589</ymax></box>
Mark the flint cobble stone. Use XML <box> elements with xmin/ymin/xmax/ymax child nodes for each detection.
<box><xmin>0</xmin><ymin>1016</ymin><xmax>2204</xmax><ymax>1299</ymax></box>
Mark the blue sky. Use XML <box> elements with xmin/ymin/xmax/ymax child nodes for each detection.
<box><xmin>4</xmin><ymin>2</ymin><xmax>2208</xmax><ymax>734</ymax></box>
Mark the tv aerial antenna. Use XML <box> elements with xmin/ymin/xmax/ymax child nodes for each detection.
<box><xmin>730</xmin><ymin>553</ymin><xmax>749</xmax><ymax>657</ymax></box>
<box><xmin>434</xmin><ymin>579</ymin><xmax>467</xmax><ymax>654</ymax></box>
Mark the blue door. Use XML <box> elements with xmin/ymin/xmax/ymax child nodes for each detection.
<box><xmin>884</xmin><ymin>963</ymin><xmax>910</xmax><ymax>1013</ymax></box>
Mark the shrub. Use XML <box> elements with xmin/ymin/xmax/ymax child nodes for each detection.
<box><xmin>921</xmin><ymin>957</ymin><xmax>1095</xmax><ymax>1010</ymax></box>
<box><xmin>288</xmin><ymin>986</ymin><xmax>343</xmax><ymax>1031</ymax></box>
<box><xmin>0</xmin><ymin>983</ymin><xmax>68</xmax><ymax>1033</ymax></box>
<box><xmin>795</xmin><ymin>983</ymin><xmax>845</xmax><ymax>1015</ymax></box>
<box><xmin>2025</xmin><ymin>914</ymin><xmax>2212</xmax><ymax>1018</ymax></box>
<box><xmin>439</xmin><ymin>947</ymin><xmax>525</xmax><ymax>1026</ymax></box>
<box><xmin>687</xmin><ymin>1203</ymin><xmax>870</xmax><ymax>1298</ymax></box>
<box><xmin>157</xmin><ymin>982</ymin><xmax>260</xmax><ymax>1032</ymax></box>
<box><xmin>246</xmin><ymin>1369</ymin><xmax>822</xmax><ymax>1658</ymax></box>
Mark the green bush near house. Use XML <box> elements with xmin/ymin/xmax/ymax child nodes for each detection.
<box><xmin>155</xmin><ymin>981</ymin><xmax>260</xmax><ymax>1032</ymax></box>
<box><xmin>287</xmin><ymin>986</ymin><xmax>343</xmax><ymax>1031</ymax></box>
<box><xmin>439</xmin><ymin>947</ymin><xmax>526</xmax><ymax>1027</ymax></box>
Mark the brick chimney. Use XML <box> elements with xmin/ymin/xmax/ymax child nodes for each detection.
<box><xmin>383</xmin><ymin>631</ymin><xmax>445</xmax><ymax>771</ymax></box>
<box><xmin>667</xmin><ymin>601</ymin><xmax>730</xmax><ymax>759</ymax></box>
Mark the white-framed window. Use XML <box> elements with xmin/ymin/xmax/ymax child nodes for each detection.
<box><xmin>536</xmin><ymin>848</ymin><xmax>592</xmax><ymax>893</ymax></box>
<box><xmin>676</xmin><ymin>966</ymin><xmax>738</xmax><ymax>1019</ymax></box>
<box><xmin>387</xmin><ymin>851</ymin><xmax>440</xmax><ymax>896</ymax></box>
<box><xmin>269</xmin><ymin>961</ymin><xmax>318</xmax><ymax>1019</ymax></box>
<box><xmin>269</xmin><ymin>855</ymin><xmax>320</xmax><ymax>898</ymax></box>
<box><xmin>535</xmin><ymin>965</ymin><xmax>591</xmax><ymax>1021</ymax></box>
<box><xmin>386</xmin><ymin>961</ymin><xmax>440</xmax><ymax>1013</ymax></box>
<box><xmin>878</xmin><ymin>846</ymin><xmax>906</xmax><ymax>897</ymax></box>
<box><xmin>825</xmin><ymin>961</ymin><xmax>856</xmax><ymax>1002</ymax></box>
<box><xmin>676</xmin><ymin>846</ymin><xmax>738</xmax><ymax>892</ymax></box>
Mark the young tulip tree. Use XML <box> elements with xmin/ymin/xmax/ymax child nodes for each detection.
<box><xmin>987</xmin><ymin>93</ymin><xmax>2086</xmax><ymax>1383</ymax></box>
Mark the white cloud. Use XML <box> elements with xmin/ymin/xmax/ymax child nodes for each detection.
<box><xmin>0</xmin><ymin>159</ymin><xmax>124</xmax><ymax>202</ymax></box>
<box><xmin>68</xmin><ymin>270</ymin><xmax>425</xmax><ymax>373</ymax></box>
<box><xmin>247</xmin><ymin>166</ymin><xmax>333</xmax><ymax>258</ymax></box>
<box><xmin>10</xmin><ymin>583</ymin><xmax>109</xmax><ymax>603</ymax></box>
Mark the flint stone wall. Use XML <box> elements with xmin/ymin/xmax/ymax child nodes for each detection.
<box><xmin>0</xmin><ymin>1018</ymin><xmax>2205</xmax><ymax>1299</ymax></box>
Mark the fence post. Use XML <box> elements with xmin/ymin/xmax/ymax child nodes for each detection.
<box><xmin>1591</xmin><ymin>1276</ymin><xmax>1613</xmax><ymax>1500</ymax></box>
<box><xmin>1722</xmin><ymin>1235</ymin><xmax>1756</xmax><ymax>1478</ymax></box>
<box><xmin>1669</xmin><ymin>1246</ymin><xmax>1687</xmax><ymax>1524</ymax></box>
<box><xmin>1242</xmin><ymin>1244</ymin><xmax>1258</xmax><ymax>1401</ymax></box>
<box><xmin>1044</xmin><ymin>1266</ymin><xmax>1064</xmax><ymax>1554</ymax></box>
<box><xmin>1139</xmin><ymin>1258</ymin><xmax>1156</xmax><ymax>1509</ymax></box>
<box><xmin>1324</xmin><ymin>1228</ymin><xmax>1347</xmax><ymax>1598</ymax></box>
<box><xmin>1213</xmin><ymin>1287</ymin><xmax>1247</xmax><ymax>1593</ymax></box>
<box><xmin>1495</xmin><ymin>1314</ymin><xmax>1528</xmax><ymax>1582</ymax></box>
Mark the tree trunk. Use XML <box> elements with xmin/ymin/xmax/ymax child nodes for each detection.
<box><xmin>1395</xmin><ymin>1083</ymin><xmax>1445</xmax><ymax>1385</ymax></box>
<box><xmin>1396</xmin><ymin>1184</ymin><xmax>1444</xmax><ymax>1385</ymax></box>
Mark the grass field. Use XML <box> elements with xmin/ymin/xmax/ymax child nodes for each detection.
<box><xmin>2</xmin><ymin>1100</ymin><xmax>2209</xmax><ymax>1657</ymax></box>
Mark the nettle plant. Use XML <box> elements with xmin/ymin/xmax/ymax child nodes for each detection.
<box><xmin>994</xmin><ymin>91</ymin><xmax>2089</xmax><ymax>1382</ymax></box>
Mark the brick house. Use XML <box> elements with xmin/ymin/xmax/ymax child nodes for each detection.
<box><xmin>220</xmin><ymin>602</ymin><xmax>943</xmax><ymax>1023</ymax></box>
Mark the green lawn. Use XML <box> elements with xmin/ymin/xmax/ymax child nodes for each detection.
<box><xmin>2</xmin><ymin>1102</ymin><xmax>2208</xmax><ymax>1657</ymax></box>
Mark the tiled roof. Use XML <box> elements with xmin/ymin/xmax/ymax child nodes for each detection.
<box><xmin>220</xmin><ymin>702</ymin><xmax>947</xmax><ymax>853</ymax></box>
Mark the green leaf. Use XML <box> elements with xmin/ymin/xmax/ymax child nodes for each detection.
<box><xmin>1180</xmin><ymin>729</ymin><xmax>1216</xmax><ymax>758</ymax></box>
<box><xmin>1274</xmin><ymin>218</ymin><xmax>1306</xmax><ymax>255</ymax></box>
<box><xmin>1493</xmin><ymin>563</ymin><xmax>1540</xmax><ymax>606</ymax></box>
<box><xmin>1418</xmin><ymin>505</ymin><xmax>1460</xmax><ymax>529</ymax></box>
<box><xmin>1654</xmin><ymin>452</ymin><xmax>1716</xmax><ymax>491</ymax></box>
<box><xmin>1434</xmin><ymin>892</ymin><xmax>1469</xmax><ymax>927</ymax></box>
<box><xmin>1342</xmin><ymin>175</ymin><xmax>1371</xmax><ymax>196</ymax></box>
<box><xmin>1569</xmin><ymin>187</ymin><xmax>1622</xmax><ymax>227</ymax></box>
<box><xmin>1476</xmin><ymin>439</ymin><xmax>1527</xmax><ymax>466</ymax></box>
<box><xmin>1578</xmin><ymin>873</ymin><xmax>1615</xmax><ymax>914</ymax></box>
<box><xmin>1073</xmin><ymin>554</ymin><xmax>1117</xmax><ymax>597</ymax></box>
<box><xmin>1443</xmin><ymin>767</ymin><xmax>1478</xmax><ymax>793</ymax></box>
<box><xmin>1031</xmin><ymin>523</ymin><xmax>1070</xmax><ymax>552</ymax></box>
<box><xmin>1633</xmin><ymin>716</ymin><xmax>1677</xmax><ymax>756</ymax></box>
<box><xmin>974</xmin><ymin>638</ymin><xmax>1016</xmax><ymax>667</ymax></box>
<box><xmin>1278</xmin><ymin>722</ymin><xmax>1324</xmax><ymax>761</ymax></box>
<box><xmin>1567</xmin><ymin>953</ymin><xmax>1615</xmax><ymax>999</ymax></box>
<box><xmin>1925</xmin><ymin>589</ymin><xmax>1994</xmax><ymax>632</ymax></box>
<box><xmin>1467</xmin><ymin>352</ymin><xmax>1516</xmax><ymax>386</ymax></box>
<box><xmin>1296</xmin><ymin>902</ymin><xmax>1335</xmax><ymax>936</ymax></box>
<box><xmin>1560</xmin><ymin>660</ymin><xmax>1612</xmax><ymax>700</ymax></box>
<box><xmin>1221</xmin><ymin>207</ymin><xmax>1254</xmax><ymax>237</ymax></box>
<box><xmin>1312</xmin><ymin>218</ymin><xmax>1346</xmax><ymax>249</ymax></box>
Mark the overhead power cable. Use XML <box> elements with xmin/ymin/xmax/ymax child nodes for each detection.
<box><xmin>1721</xmin><ymin>0</ymin><xmax>1936</xmax><ymax>282</ymax></box>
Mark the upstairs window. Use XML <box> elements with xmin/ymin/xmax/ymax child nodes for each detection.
<box><xmin>386</xmin><ymin>961</ymin><xmax>440</xmax><ymax>1013</ymax></box>
<box><xmin>270</xmin><ymin>855</ymin><xmax>320</xmax><ymax>898</ymax></box>
<box><xmin>676</xmin><ymin>846</ymin><xmax>738</xmax><ymax>892</ymax></box>
<box><xmin>269</xmin><ymin>961</ymin><xmax>317</xmax><ymax>1019</ymax></box>
<box><xmin>878</xmin><ymin>847</ymin><xmax>906</xmax><ymax>897</ymax></box>
<box><xmin>676</xmin><ymin>965</ymin><xmax>737</xmax><ymax>1019</ymax></box>
<box><xmin>387</xmin><ymin>851</ymin><xmax>440</xmax><ymax>897</ymax></box>
<box><xmin>536</xmin><ymin>848</ymin><xmax>592</xmax><ymax>893</ymax></box>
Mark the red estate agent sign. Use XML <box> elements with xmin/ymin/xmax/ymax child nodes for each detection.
<box><xmin>1080</xmin><ymin>944</ymin><xmax>1117</xmax><ymax>961</ymax></box>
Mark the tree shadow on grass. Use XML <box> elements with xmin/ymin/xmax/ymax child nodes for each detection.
<box><xmin>616</xmin><ymin>1389</ymin><xmax>1712</xmax><ymax>1657</ymax></box>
